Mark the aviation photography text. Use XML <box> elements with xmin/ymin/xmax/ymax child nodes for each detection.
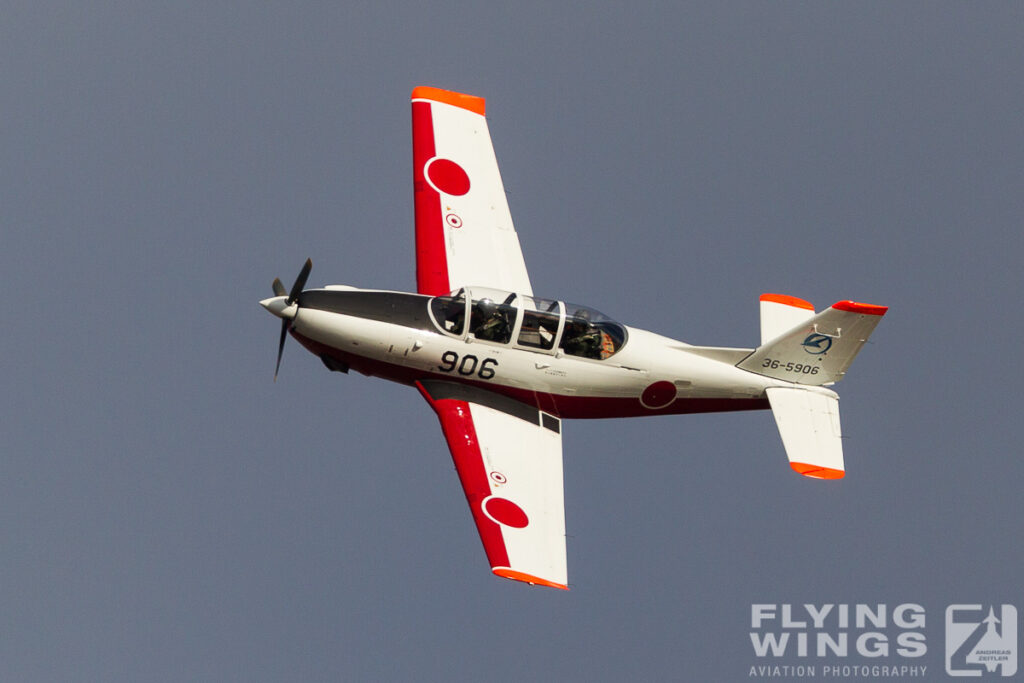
<box><xmin>749</xmin><ymin>603</ymin><xmax>928</xmax><ymax>679</ymax></box>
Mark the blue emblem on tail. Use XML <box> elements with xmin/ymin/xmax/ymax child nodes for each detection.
<box><xmin>801</xmin><ymin>333</ymin><xmax>832</xmax><ymax>355</ymax></box>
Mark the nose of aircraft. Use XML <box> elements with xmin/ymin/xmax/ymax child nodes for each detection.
<box><xmin>263</xmin><ymin>258</ymin><xmax>312</xmax><ymax>381</ymax></box>
<box><xmin>260</xmin><ymin>295</ymin><xmax>298</xmax><ymax>320</ymax></box>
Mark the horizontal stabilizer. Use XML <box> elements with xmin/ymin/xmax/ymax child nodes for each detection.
<box><xmin>739</xmin><ymin>300</ymin><xmax>888</xmax><ymax>385</ymax></box>
<box><xmin>760</xmin><ymin>293</ymin><xmax>815</xmax><ymax>345</ymax></box>
<box><xmin>767</xmin><ymin>387</ymin><xmax>844</xmax><ymax>479</ymax></box>
<box><xmin>681</xmin><ymin>345</ymin><xmax>755</xmax><ymax>364</ymax></box>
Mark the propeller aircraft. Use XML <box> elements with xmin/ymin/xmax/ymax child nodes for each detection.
<box><xmin>260</xmin><ymin>87</ymin><xmax>888</xmax><ymax>590</ymax></box>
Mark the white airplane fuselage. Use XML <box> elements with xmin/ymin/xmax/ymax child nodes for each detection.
<box><xmin>264</xmin><ymin>286</ymin><xmax>788</xmax><ymax>419</ymax></box>
<box><xmin>256</xmin><ymin>87</ymin><xmax>886</xmax><ymax>589</ymax></box>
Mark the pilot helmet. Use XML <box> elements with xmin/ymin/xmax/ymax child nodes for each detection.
<box><xmin>477</xmin><ymin>298</ymin><xmax>496</xmax><ymax>315</ymax></box>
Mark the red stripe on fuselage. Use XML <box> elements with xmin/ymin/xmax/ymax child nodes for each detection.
<box><xmin>412</xmin><ymin>101</ymin><xmax>450</xmax><ymax>296</ymax></box>
<box><xmin>416</xmin><ymin>384</ymin><xmax>510</xmax><ymax>569</ymax></box>
<box><xmin>292</xmin><ymin>330</ymin><xmax>770</xmax><ymax>419</ymax></box>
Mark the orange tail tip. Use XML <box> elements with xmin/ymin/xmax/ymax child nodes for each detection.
<box><xmin>790</xmin><ymin>462</ymin><xmax>845</xmax><ymax>480</ymax></box>
<box><xmin>411</xmin><ymin>86</ymin><xmax>486</xmax><ymax>115</ymax></box>
<box><xmin>760</xmin><ymin>293</ymin><xmax>814</xmax><ymax>310</ymax></box>
<box><xmin>493</xmin><ymin>567</ymin><xmax>569</xmax><ymax>590</ymax></box>
<box><xmin>832</xmin><ymin>300</ymin><xmax>888</xmax><ymax>316</ymax></box>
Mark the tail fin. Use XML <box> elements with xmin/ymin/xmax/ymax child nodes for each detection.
<box><xmin>739</xmin><ymin>298</ymin><xmax>888</xmax><ymax>386</ymax></box>
<box><xmin>744</xmin><ymin>294</ymin><xmax>888</xmax><ymax>479</ymax></box>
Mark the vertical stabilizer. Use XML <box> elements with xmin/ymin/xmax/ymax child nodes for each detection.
<box><xmin>740</xmin><ymin>300</ymin><xmax>888</xmax><ymax>385</ymax></box>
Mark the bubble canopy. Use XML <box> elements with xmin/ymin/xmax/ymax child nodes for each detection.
<box><xmin>428</xmin><ymin>287</ymin><xmax>627</xmax><ymax>359</ymax></box>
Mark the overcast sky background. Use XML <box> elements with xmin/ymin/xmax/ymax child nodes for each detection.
<box><xmin>3</xmin><ymin>3</ymin><xmax>1022</xmax><ymax>681</ymax></box>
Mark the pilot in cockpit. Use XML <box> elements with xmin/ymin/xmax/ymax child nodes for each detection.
<box><xmin>561</xmin><ymin>311</ymin><xmax>601</xmax><ymax>358</ymax></box>
<box><xmin>562</xmin><ymin>310</ymin><xmax>617</xmax><ymax>359</ymax></box>
<box><xmin>472</xmin><ymin>299</ymin><xmax>511</xmax><ymax>342</ymax></box>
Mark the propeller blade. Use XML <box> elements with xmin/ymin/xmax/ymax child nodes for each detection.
<box><xmin>287</xmin><ymin>258</ymin><xmax>313</xmax><ymax>305</ymax></box>
<box><xmin>274</xmin><ymin>318</ymin><xmax>289</xmax><ymax>381</ymax></box>
<box><xmin>271</xmin><ymin>258</ymin><xmax>312</xmax><ymax>381</ymax></box>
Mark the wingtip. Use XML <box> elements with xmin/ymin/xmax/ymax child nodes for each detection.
<box><xmin>492</xmin><ymin>567</ymin><xmax>569</xmax><ymax>590</ymax></box>
<box><xmin>411</xmin><ymin>86</ymin><xmax>486</xmax><ymax>115</ymax></box>
<box><xmin>790</xmin><ymin>462</ymin><xmax>845</xmax><ymax>479</ymax></box>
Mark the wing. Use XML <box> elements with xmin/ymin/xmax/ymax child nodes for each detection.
<box><xmin>411</xmin><ymin>86</ymin><xmax>533</xmax><ymax>297</ymax></box>
<box><xmin>416</xmin><ymin>380</ymin><xmax>567</xmax><ymax>589</ymax></box>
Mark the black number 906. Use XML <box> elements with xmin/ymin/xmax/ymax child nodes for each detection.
<box><xmin>439</xmin><ymin>351</ymin><xmax>498</xmax><ymax>379</ymax></box>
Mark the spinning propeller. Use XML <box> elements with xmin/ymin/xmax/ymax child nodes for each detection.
<box><xmin>261</xmin><ymin>258</ymin><xmax>312</xmax><ymax>381</ymax></box>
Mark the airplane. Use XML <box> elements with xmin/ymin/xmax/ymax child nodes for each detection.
<box><xmin>260</xmin><ymin>86</ymin><xmax>888</xmax><ymax>590</ymax></box>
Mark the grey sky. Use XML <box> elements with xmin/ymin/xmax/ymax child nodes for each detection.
<box><xmin>3</xmin><ymin>3</ymin><xmax>1022</xmax><ymax>681</ymax></box>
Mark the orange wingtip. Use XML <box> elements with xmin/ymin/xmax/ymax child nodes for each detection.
<box><xmin>790</xmin><ymin>462</ymin><xmax>845</xmax><ymax>479</ymax></box>
<box><xmin>760</xmin><ymin>293</ymin><xmax>814</xmax><ymax>310</ymax></box>
<box><xmin>411</xmin><ymin>86</ymin><xmax>485</xmax><ymax>115</ymax></box>
<box><xmin>831</xmin><ymin>300</ymin><xmax>888</xmax><ymax>316</ymax></box>
<box><xmin>492</xmin><ymin>568</ymin><xmax>569</xmax><ymax>590</ymax></box>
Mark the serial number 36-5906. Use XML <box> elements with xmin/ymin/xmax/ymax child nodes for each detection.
<box><xmin>761</xmin><ymin>359</ymin><xmax>820</xmax><ymax>375</ymax></box>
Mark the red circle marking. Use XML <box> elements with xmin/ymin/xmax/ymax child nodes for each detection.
<box><xmin>641</xmin><ymin>381</ymin><xmax>677</xmax><ymax>409</ymax></box>
<box><xmin>489</xmin><ymin>471</ymin><xmax>506</xmax><ymax>484</ymax></box>
<box><xmin>445</xmin><ymin>213</ymin><xmax>463</xmax><ymax>228</ymax></box>
<box><xmin>426</xmin><ymin>158</ymin><xmax>471</xmax><ymax>196</ymax></box>
<box><xmin>483</xmin><ymin>497</ymin><xmax>529</xmax><ymax>528</ymax></box>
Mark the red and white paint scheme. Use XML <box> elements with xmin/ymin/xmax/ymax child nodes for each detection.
<box><xmin>260</xmin><ymin>87</ymin><xmax>888</xmax><ymax>590</ymax></box>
